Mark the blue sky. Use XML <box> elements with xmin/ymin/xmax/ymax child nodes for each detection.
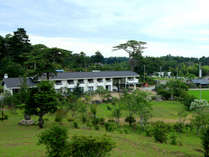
<box><xmin>1</xmin><ymin>0</ymin><xmax>209</xmax><ymax>57</ymax></box>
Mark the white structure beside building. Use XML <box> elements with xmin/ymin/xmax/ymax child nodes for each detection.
<box><xmin>2</xmin><ymin>71</ymin><xmax>139</xmax><ymax>95</ymax></box>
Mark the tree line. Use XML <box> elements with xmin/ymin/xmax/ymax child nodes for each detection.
<box><xmin>1</xmin><ymin>28</ymin><xmax>209</xmax><ymax>79</ymax></box>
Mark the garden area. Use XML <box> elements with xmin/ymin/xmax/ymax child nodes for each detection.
<box><xmin>1</xmin><ymin>80</ymin><xmax>209</xmax><ymax>157</ymax></box>
<box><xmin>0</xmin><ymin>101</ymin><xmax>203</xmax><ymax>157</ymax></box>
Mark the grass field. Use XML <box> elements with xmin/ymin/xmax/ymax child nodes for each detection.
<box><xmin>188</xmin><ymin>90</ymin><xmax>209</xmax><ymax>101</ymax></box>
<box><xmin>0</xmin><ymin>101</ymin><xmax>202</xmax><ymax>157</ymax></box>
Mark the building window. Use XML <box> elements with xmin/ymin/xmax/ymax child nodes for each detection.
<box><xmin>67</xmin><ymin>80</ymin><xmax>74</xmax><ymax>85</ymax></box>
<box><xmin>78</xmin><ymin>79</ymin><xmax>84</xmax><ymax>84</ymax></box>
<box><xmin>55</xmin><ymin>80</ymin><xmax>62</xmax><ymax>85</ymax></box>
<box><xmin>106</xmin><ymin>78</ymin><xmax>111</xmax><ymax>82</ymax></box>
<box><xmin>128</xmin><ymin>77</ymin><xmax>134</xmax><ymax>81</ymax></box>
<box><xmin>88</xmin><ymin>86</ymin><xmax>94</xmax><ymax>91</ymax></box>
<box><xmin>97</xmin><ymin>78</ymin><xmax>103</xmax><ymax>83</ymax></box>
<box><xmin>68</xmin><ymin>88</ymin><xmax>74</xmax><ymax>92</ymax></box>
<box><xmin>88</xmin><ymin>79</ymin><xmax>94</xmax><ymax>83</ymax></box>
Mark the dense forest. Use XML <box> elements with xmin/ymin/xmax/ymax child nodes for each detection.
<box><xmin>0</xmin><ymin>28</ymin><xmax>209</xmax><ymax>79</ymax></box>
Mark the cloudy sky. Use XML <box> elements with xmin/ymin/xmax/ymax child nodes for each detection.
<box><xmin>0</xmin><ymin>0</ymin><xmax>209</xmax><ymax>57</ymax></box>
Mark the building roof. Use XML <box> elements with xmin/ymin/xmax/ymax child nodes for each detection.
<box><xmin>3</xmin><ymin>71</ymin><xmax>139</xmax><ymax>89</ymax></box>
<box><xmin>3</xmin><ymin>78</ymin><xmax>36</xmax><ymax>88</ymax></box>
<box><xmin>192</xmin><ymin>79</ymin><xmax>209</xmax><ymax>85</ymax></box>
<box><xmin>40</xmin><ymin>71</ymin><xmax>139</xmax><ymax>80</ymax></box>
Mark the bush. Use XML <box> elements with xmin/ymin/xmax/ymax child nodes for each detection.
<box><xmin>201</xmin><ymin>127</ymin><xmax>209</xmax><ymax>157</ymax></box>
<box><xmin>125</xmin><ymin>116</ymin><xmax>136</xmax><ymax>126</ymax></box>
<box><xmin>169</xmin><ymin>132</ymin><xmax>178</xmax><ymax>145</ymax></box>
<box><xmin>153</xmin><ymin>121</ymin><xmax>169</xmax><ymax>143</ymax></box>
<box><xmin>38</xmin><ymin>126</ymin><xmax>115</xmax><ymax>157</ymax></box>
<box><xmin>81</xmin><ymin>116</ymin><xmax>87</xmax><ymax>123</ymax></box>
<box><xmin>0</xmin><ymin>114</ymin><xmax>8</xmax><ymax>120</ymax></box>
<box><xmin>106</xmin><ymin>105</ymin><xmax>112</xmax><ymax>111</ymax></box>
<box><xmin>99</xmin><ymin>117</ymin><xmax>105</xmax><ymax>125</ymax></box>
<box><xmin>104</xmin><ymin>122</ymin><xmax>117</xmax><ymax>132</ymax></box>
<box><xmin>54</xmin><ymin>109</ymin><xmax>68</xmax><ymax>123</ymax></box>
<box><xmin>93</xmin><ymin>117</ymin><xmax>105</xmax><ymax>125</ymax></box>
<box><xmin>94</xmin><ymin>125</ymin><xmax>100</xmax><ymax>130</ymax></box>
<box><xmin>179</xmin><ymin>92</ymin><xmax>195</xmax><ymax>110</ymax></box>
<box><xmin>67</xmin><ymin>117</ymin><xmax>74</xmax><ymax>122</ymax></box>
<box><xmin>38</xmin><ymin>125</ymin><xmax>69</xmax><ymax>157</ymax></box>
<box><xmin>68</xmin><ymin>135</ymin><xmax>115</xmax><ymax>157</ymax></box>
<box><xmin>73</xmin><ymin>122</ymin><xmax>79</xmax><ymax>129</ymax></box>
<box><xmin>144</xmin><ymin>124</ymin><xmax>154</xmax><ymax>137</ymax></box>
<box><xmin>173</xmin><ymin>122</ymin><xmax>185</xmax><ymax>133</ymax></box>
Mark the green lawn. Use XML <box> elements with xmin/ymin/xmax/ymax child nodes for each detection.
<box><xmin>188</xmin><ymin>90</ymin><xmax>209</xmax><ymax>101</ymax></box>
<box><xmin>0</xmin><ymin>101</ymin><xmax>202</xmax><ymax>157</ymax></box>
<box><xmin>97</xmin><ymin>101</ymin><xmax>187</xmax><ymax>122</ymax></box>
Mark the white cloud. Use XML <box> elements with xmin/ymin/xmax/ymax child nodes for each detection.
<box><xmin>30</xmin><ymin>35</ymin><xmax>209</xmax><ymax>58</ymax></box>
<box><xmin>30</xmin><ymin>35</ymin><xmax>128</xmax><ymax>57</ymax></box>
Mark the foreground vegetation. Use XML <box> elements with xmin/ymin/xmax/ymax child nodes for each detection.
<box><xmin>1</xmin><ymin>79</ymin><xmax>209</xmax><ymax>157</ymax></box>
<box><xmin>0</xmin><ymin>102</ymin><xmax>203</xmax><ymax>157</ymax></box>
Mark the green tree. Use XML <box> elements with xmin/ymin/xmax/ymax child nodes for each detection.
<box><xmin>25</xmin><ymin>81</ymin><xmax>58</xmax><ymax>128</ymax></box>
<box><xmin>112</xmin><ymin>104</ymin><xmax>121</xmax><ymax>124</ymax></box>
<box><xmin>38</xmin><ymin>125</ymin><xmax>69</xmax><ymax>157</ymax></box>
<box><xmin>113</xmin><ymin>40</ymin><xmax>146</xmax><ymax>71</ymax></box>
<box><xmin>6</xmin><ymin>28</ymin><xmax>31</xmax><ymax>63</ymax></box>
<box><xmin>91</xmin><ymin>51</ymin><xmax>104</xmax><ymax>64</ymax></box>
<box><xmin>122</xmin><ymin>90</ymin><xmax>151</xmax><ymax>126</ymax></box>
<box><xmin>25</xmin><ymin>47</ymin><xmax>69</xmax><ymax>79</ymax></box>
<box><xmin>69</xmin><ymin>135</ymin><xmax>115</xmax><ymax>157</ymax></box>
<box><xmin>201</xmin><ymin>127</ymin><xmax>209</xmax><ymax>157</ymax></box>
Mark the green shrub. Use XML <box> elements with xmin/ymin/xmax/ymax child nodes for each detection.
<box><xmin>153</xmin><ymin>121</ymin><xmax>169</xmax><ymax>143</ymax></box>
<box><xmin>201</xmin><ymin>127</ymin><xmax>209</xmax><ymax>157</ymax></box>
<box><xmin>99</xmin><ymin>117</ymin><xmax>105</xmax><ymax>125</ymax></box>
<box><xmin>38</xmin><ymin>125</ymin><xmax>69</xmax><ymax>157</ymax></box>
<box><xmin>54</xmin><ymin>109</ymin><xmax>68</xmax><ymax>123</ymax></box>
<box><xmin>94</xmin><ymin>125</ymin><xmax>100</xmax><ymax>130</ymax></box>
<box><xmin>173</xmin><ymin>122</ymin><xmax>185</xmax><ymax>133</ymax></box>
<box><xmin>169</xmin><ymin>132</ymin><xmax>178</xmax><ymax>145</ymax></box>
<box><xmin>38</xmin><ymin>126</ymin><xmax>115</xmax><ymax>157</ymax></box>
<box><xmin>108</xmin><ymin>119</ymin><xmax>116</xmax><ymax>123</ymax></box>
<box><xmin>86</xmin><ymin>121</ymin><xmax>93</xmax><ymax>128</ymax></box>
<box><xmin>68</xmin><ymin>135</ymin><xmax>115</xmax><ymax>157</ymax></box>
<box><xmin>0</xmin><ymin>114</ymin><xmax>8</xmax><ymax>120</ymax></box>
<box><xmin>92</xmin><ymin>119</ymin><xmax>98</xmax><ymax>125</ymax></box>
<box><xmin>106</xmin><ymin>105</ymin><xmax>112</xmax><ymax>111</ymax></box>
<box><xmin>81</xmin><ymin>116</ymin><xmax>87</xmax><ymax>123</ymax></box>
<box><xmin>125</xmin><ymin>116</ymin><xmax>136</xmax><ymax>126</ymax></box>
<box><xmin>179</xmin><ymin>92</ymin><xmax>195</xmax><ymax>110</ymax></box>
<box><xmin>67</xmin><ymin>117</ymin><xmax>74</xmax><ymax>122</ymax></box>
<box><xmin>73</xmin><ymin>122</ymin><xmax>79</xmax><ymax>129</ymax></box>
<box><xmin>104</xmin><ymin>122</ymin><xmax>117</xmax><ymax>132</ymax></box>
<box><xmin>144</xmin><ymin>124</ymin><xmax>154</xmax><ymax>137</ymax></box>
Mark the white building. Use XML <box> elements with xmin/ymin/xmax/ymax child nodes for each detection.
<box><xmin>2</xmin><ymin>71</ymin><xmax>139</xmax><ymax>95</ymax></box>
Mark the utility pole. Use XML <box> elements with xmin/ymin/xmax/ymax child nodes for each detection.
<box><xmin>144</xmin><ymin>64</ymin><xmax>146</xmax><ymax>82</ymax></box>
<box><xmin>199</xmin><ymin>62</ymin><xmax>202</xmax><ymax>100</ymax></box>
<box><xmin>160</xmin><ymin>66</ymin><xmax>162</xmax><ymax>77</ymax></box>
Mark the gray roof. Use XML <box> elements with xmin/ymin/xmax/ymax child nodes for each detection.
<box><xmin>41</xmin><ymin>71</ymin><xmax>139</xmax><ymax>80</ymax></box>
<box><xmin>3</xmin><ymin>71</ymin><xmax>139</xmax><ymax>88</ymax></box>
<box><xmin>192</xmin><ymin>79</ymin><xmax>209</xmax><ymax>85</ymax></box>
<box><xmin>3</xmin><ymin>78</ymin><xmax>36</xmax><ymax>88</ymax></box>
